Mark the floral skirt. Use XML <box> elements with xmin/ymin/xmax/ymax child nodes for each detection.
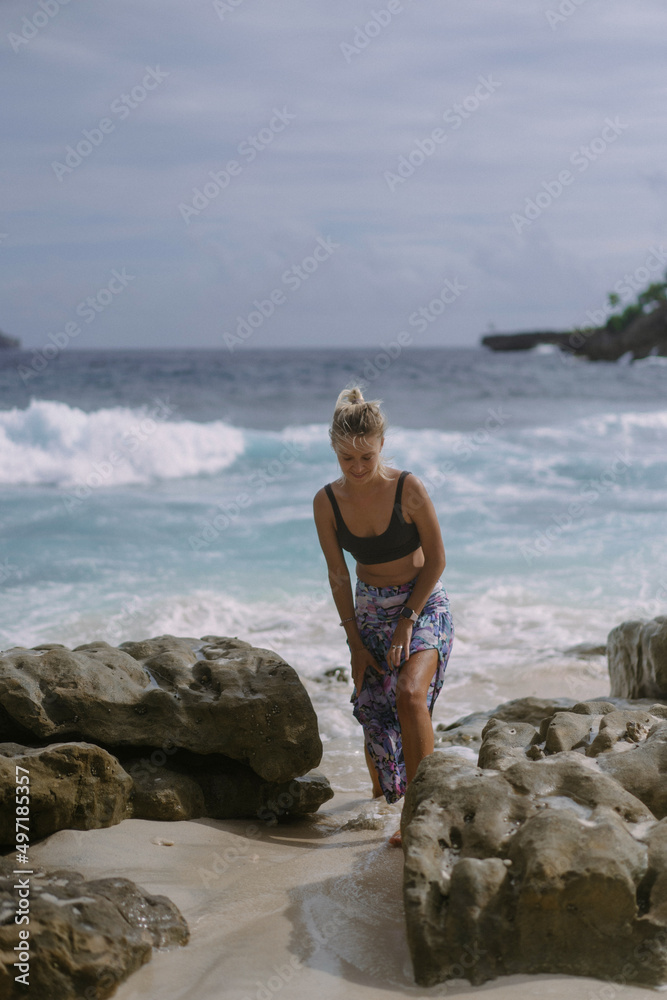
<box><xmin>350</xmin><ymin>576</ymin><xmax>454</xmax><ymax>804</ymax></box>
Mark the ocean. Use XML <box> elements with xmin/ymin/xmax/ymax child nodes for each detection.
<box><xmin>1</xmin><ymin>344</ymin><xmax>666</xmax><ymax>751</ymax></box>
<box><xmin>4</xmin><ymin>344</ymin><xmax>667</xmax><ymax>999</ymax></box>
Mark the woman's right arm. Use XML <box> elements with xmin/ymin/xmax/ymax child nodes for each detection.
<box><xmin>313</xmin><ymin>488</ymin><xmax>380</xmax><ymax>693</ymax></box>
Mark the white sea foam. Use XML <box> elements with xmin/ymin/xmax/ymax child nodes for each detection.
<box><xmin>1</xmin><ymin>402</ymin><xmax>664</xmax><ymax>492</ymax></box>
<box><xmin>2</xmin><ymin>392</ymin><xmax>666</xmax><ymax>736</ymax></box>
<box><xmin>0</xmin><ymin>398</ymin><xmax>246</xmax><ymax>487</ymax></box>
<box><xmin>0</xmin><ymin>581</ymin><xmax>619</xmax><ymax>743</ymax></box>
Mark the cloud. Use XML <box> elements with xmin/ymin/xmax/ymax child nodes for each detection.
<box><xmin>1</xmin><ymin>0</ymin><xmax>665</xmax><ymax>348</ymax></box>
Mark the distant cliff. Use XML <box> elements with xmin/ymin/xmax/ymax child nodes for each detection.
<box><xmin>481</xmin><ymin>331</ymin><xmax>572</xmax><ymax>352</ymax></box>
<box><xmin>567</xmin><ymin>302</ymin><xmax>667</xmax><ymax>360</ymax></box>
<box><xmin>0</xmin><ymin>330</ymin><xmax>20</xmax><ymax>349</ymax></box>
<box><xmin>481</xmin><ymin>306</ymin><xmax>667</xmax><ymax>361</ymax></box>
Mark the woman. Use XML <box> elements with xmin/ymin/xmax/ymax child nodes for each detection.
<box><xmin>313</xmin><ymin>386</ymin><xmax>454</xmax><ymax>846</ymax></box>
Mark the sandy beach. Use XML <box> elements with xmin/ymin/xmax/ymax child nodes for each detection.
<box><xmin>27</xmin><ymin>737</ymin><xmax>662</xmax><ymax>1000</ymax></box>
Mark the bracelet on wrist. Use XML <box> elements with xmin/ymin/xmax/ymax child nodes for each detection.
<box><xmin>339</xmin><ymin>616</ymin><xmax>355</xmax><ymax>626</ymax></box>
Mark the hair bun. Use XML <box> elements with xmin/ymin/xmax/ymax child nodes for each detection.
<box><xmin>341</xmin><ymin>386</ymin><xmax>364</xmax><ymax>406</ymax></box>
<box><xmin>329</xmin><ymin>384</ymin><xmax>387</xmax><ymax>455</ymax></box>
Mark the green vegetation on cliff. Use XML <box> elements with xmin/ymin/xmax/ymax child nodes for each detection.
<box><xmin>604</xmin><ymin>274</ymin><xmax>667</xmax><ymax>333</ymax></box>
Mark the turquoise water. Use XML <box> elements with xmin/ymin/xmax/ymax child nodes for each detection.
<box><xmin>1</xmin><ymin>346</ymin><xmax>666</xmax><ymax>732</ymax></box>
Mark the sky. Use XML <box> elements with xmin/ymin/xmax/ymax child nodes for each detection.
<box><xmin>1</xmin><ymin>0</ymin><xmax>666</xmax><ymax>351</ymax></box>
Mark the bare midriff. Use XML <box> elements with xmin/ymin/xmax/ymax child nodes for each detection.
<box><xmin>355</xmin><ymin>546</ymin><xmax>425</xmax><ymax>588</ymax></box>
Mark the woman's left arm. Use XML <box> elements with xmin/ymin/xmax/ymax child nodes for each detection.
<box><xmin>401</xmin><ymin>473</ymin><xmax>447</xmax><ymax>615</ymax></box>
<box><xmin>388</xmin><ymin>475</ymin><xmax>447</xmax><ymax>666</ymax></box>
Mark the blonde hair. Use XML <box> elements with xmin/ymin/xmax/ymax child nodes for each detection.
<box><xmin>329</xmin><ymin>385</ymin><xmax>392</xmax><ymax>481</ymax></box>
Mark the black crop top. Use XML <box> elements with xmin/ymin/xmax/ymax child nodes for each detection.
<box><xmin>324</xmin><ymin>470</ymin><xmax>421</xmax><ymax>564</ymax></box>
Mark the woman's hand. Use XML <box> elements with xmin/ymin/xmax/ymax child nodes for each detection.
<box><xmin>349</xmin><ymin>644</ymin><xmax>381</xmax><ymax>694</ymax></box>
<box><xmin>388</xmin><ymin>619</ymin><xmax>413</xmax><ymax>668</ymax></box>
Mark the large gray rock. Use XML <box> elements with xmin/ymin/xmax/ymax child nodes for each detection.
<box><xmin>125</xmin><ymin>752</ymin><xmax>334</xmax><ymax>823</ymax></box>
<box><xmin>127</xmin><ymin>759</ymin><xmax>206</xmax><ymax>822</ymax></box>
<box><xmin>502</xmin><ymin>752</ymin><xmax>653</xmax><ymax>824</ymax></box>
<box><xmin>0</xmin><ymin>634</ymin><xmax>322</xmax><ymax>782</ymax></box>
<box><xmin>597</xmin><ymin>722</ymin><xmax>667</xmax><ymax>819</ymax></box>
<box><xmin>608</xmin><ymin>616</ymin><xmax>667</xmax><ymax>699</ymax></box>
<box><xmin>0</xmin><ymin>857</ymin><xmax>188</xmax><ymax>999</ymax></box>
<box><xmin>403</xmin><ymin>697</ymin><xmax>667</xmax><ymax>989</ymax></box>
<box><xmin>506</xmin><ymin>805</ymin><xmax>651</xmax><ymax>976</ymax></box>
<box><xmin>642</xmin><ymin>819</ymin><xmax>667</xmax><ymax>923</ymax></box>
<box><xmin>0</xmin><ymin>739</ymin><xmax>334</xmax><ymax>841</ymax></box>
<box><xmin>0</xmin><ymin>742</ymin><xmax>133</xmax><ymax>847</ymax></box>
<box><xmin>402</xmin><ymin>755</ymin><xmax>531</xmax><ymax>986</ymax></box>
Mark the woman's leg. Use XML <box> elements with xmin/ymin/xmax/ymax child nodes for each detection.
<box><xmin>364</xmin><ymin>744</ymin><xmax>384</xmax><ymax>798</ymax></box>
<box><xmin>387</xmin><ymin>648</ymin><xmax>439</xmax><ymax>847</ymax></box>
<box><xmin>395</xmin><ymin>648</ymin><xmax>439</xmax><ymax>785</ymax></box>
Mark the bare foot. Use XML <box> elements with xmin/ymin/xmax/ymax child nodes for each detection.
<box><xmin>388</xmin><ymin>829</ymin><xmax>402</xmax><ymax>847</ymax></box>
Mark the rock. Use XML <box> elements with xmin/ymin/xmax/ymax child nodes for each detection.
<box><xmin>193</xmin><ymin>763</ymin><xmax>333</xmax><ymax>824</ymax></box>
<box><xmin>402</xmin><ymin>755</ymin><xmax>537</xmax><ymax>872</ymax></box>
<box><xmin>641</xmin><ymin>819</ymin><xmax>667</xmax><ymax>922</ymax></box>
<box><xmin>569</xmin><ymin>699</ymin><xmax>618</xmax><ymax>715</ymax></box>
<box><xmin>597</xmin><ymin>723</ymin><xmax>667</xmax><ymax>819</ymax></box>
<box><xmin>435</xmin><ymin>710</ymin><xmax>493</xmax><ymax>749</ymax></box>
<box><xmin>477</xmin><ymin>719</ymin><xmax>541</xmax><ymax>770</ymax></box>
<box><xmin>322</xmin><ymin>666</ymin><xmax>349</xmax><ymax>682</ymax></box>
<box><xmin>403</xmin><ymin>702</ymin><xmax>667</xmax><ymax>988</ymax></box>
<box><xmin>481</xmin><ymin>305</ymin><xmax>667</xmax><ymax>361</ymax></box>
<box><xmin>438</xmin><ymin>856</ymin><xmax>510</xmax><ymax>984</ymax></box>
<box><xmin>483</xmin><ymin>696</ymin><xmax>577</xmax><ymax>727</ymax></box>
<box><xmin>452</xmin><ymin>697</ymin><xmax>625</xmax><ymax>763</ymax></box>
<box><xmin>480</xmin><ymin>331</ymin><xmax>573</xmax><ymax>352</ymax></box>
<box><xmin>607</xmin><ymin>616</ymin><xmax>667</xmax><ymax>699</ymax></box>
<box><xmin>562</xmin><ymin>641</ymin><xmax>608</xmax><ymax>657</ymax></box>
<box><xmin>542</xmin><ymin>711</ymin><xmax>598</xmax><ymax>753</ymax></box>
<box><xmin>402</xmin><ymin>754</ymin><xmax>536</xmax><ymax>986</ymax></box>
<box><xmin>0</xmin><ymin>634</ymin><xmax>322</xmax><ymax>783</ymax></box>
<box><xmin>502</xmin><ymin>753</ymin><xmax>653</xmax><ymax>825</ymax></box>
<box><xmin>125</xmin><ymin>751</ymin><xmax>334</xmax><ymax>823</ymax></box>
<box><xmin>0</xmin><ymin>742</ymin><xmax>133</xmax><ymax>847</ymax></box>
<box><xmin>0</xmin><ymin>331</ymin><xmax>20</xmax><ymax>350</ymax></box>
<box><xmin>127</xmin><ymin>760</ymin><xmax>206</xmax><ymax>822</ymax></box>
<box><xmin>573</xmin><ymin>301</ymin><xmax>667</xmax><ymax>361</ymax></box>
<box><xmin>0</xmin><ymin>739</ymin><xmax>333</xmax><ymax>838</ymax></box>
<box><xmin>0</xmin><ymin>857</ymin><xmax>188</xmax><ymax>999</ymax></box>
<box><xmin>538</xmin><ymin>699</ymin><xmax>656</xmax><ymax>747</ymax></box>
<box><xmin>436</xmin><ymin>696</ymin><xmax>578</xmax><ymax>751</ymax></box>
<box><xmin>481</xmin><ymin>304</ymin><xmax>667</xmax><ymax>361</ymax></box>
<box><xmin>0</xmin><ymin>702</ymin><xmax>45</xmax><ymax>746</ymax></box>
<box><xmin>586</xmin><ymin>709</ymin><xmax>656</xmax><ymax>756</ymax></box>
<box><xmin>506</xmin><ymin>805</ymin><xmax>650</xmax><ymax>977</ymax></box>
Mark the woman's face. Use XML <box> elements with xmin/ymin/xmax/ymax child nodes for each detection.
<box><xmin>335</xmin><ymin>434</ymin><xmax>384</xmax><ymax>483</ymax></box>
